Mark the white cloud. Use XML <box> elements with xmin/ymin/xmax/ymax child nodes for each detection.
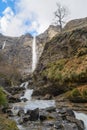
<box><xmin>2</xmin><ymin>0</ymin><xmax>7</xmax><ymax>3</ymax></box>
<box><xmin>0</xmin><ymin>0</ymin><xmax>87</xmax><ymax>36</ymax></box>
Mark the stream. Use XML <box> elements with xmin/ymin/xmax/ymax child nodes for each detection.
<box><xmin>11</xmin><ymin>82</ymin><xmax>56</xmax><ymax>129</ymax></box>
<box><xmin>10</xmin><ymin>82</ymin><xmax>87</xmax><ymax>130</ymax></box>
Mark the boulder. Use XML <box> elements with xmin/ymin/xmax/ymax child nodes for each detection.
<box><xmin>27</xmin><ymin>108</ymin><xmax>39</xmax><ymax>121</ymax></box>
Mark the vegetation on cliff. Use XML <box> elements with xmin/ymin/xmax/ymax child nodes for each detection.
<box><xmin>34</xmin><ymin>25</ymin><xmax>87</xmax><ymax>99</ymax></box>
<box><xmin>66</xmin><ymin>85</ymin><xmax>87</xmax><ymax>102</ymax></box>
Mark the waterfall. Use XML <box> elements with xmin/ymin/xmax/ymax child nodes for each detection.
<box><xmin>2</xmin><ymin>41</ymin><xmax>6</xmax><ymax>49</ymax></box>
<box><xmin>32</xmin><ymin>36</ymin><xmax>37</xmax><ymax>72</ymax></box>
<box><xmin>74</xmin><ymin>111</ymin><xmax>87</xmax><ymax>130</ymax></box>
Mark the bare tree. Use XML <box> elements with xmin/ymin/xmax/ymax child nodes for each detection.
<box><xmin>54</xmin><ymin>3</ymin><xmax>69</xmax><ymax>31</ymax></box>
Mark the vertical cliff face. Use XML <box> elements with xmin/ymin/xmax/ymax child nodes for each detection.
<box><xmin>0</xmin><ymin>34</ymin><xmax>33</xmax><ymax>75</ymax></box>
<box><xmin>36</xmin><ymin>25</ymin><xmax>60</xmax><ymax>62</ymax></box>
<box><xmin>0</xmin><ymin>25</ymin><xmax>60</xmax><ymax>76</ymax></box>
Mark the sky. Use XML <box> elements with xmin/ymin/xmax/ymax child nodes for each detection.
<box><xmin>0</xmin><ymin>0</ymin><xmax>87</xmax><ymax>36</ymax></box>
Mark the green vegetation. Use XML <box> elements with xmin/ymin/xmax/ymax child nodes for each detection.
<box><xmin>66</xmin><ymin>86</ymin><xmax>87</xmax><ymax>102</ymax></box>
<box><xmin>42</xmin><ymin>55</ymin><xmax>87</xmax><ymax>88</ymax></box>
<box><xmin>0</xmin><ymin>87</ymin><xmax>7</xmax><ymax>107</ymax></box>
<box><xmin>0</xmin><ymin>114</ymin><xmax>19</xmax><ymax>130</ymax></box>
<box><xmin>42</xmin><ymin>59</ymin><xmax>67</xmax><ymax>83</ymax></box>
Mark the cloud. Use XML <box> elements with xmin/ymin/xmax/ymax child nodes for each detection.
<box><xmin>0</xmin><ymin>0</ymin><xmax>87</xmax><ymax>36</ymax></box>
<box><xmin>2</xmin><ymin>0</ymin><xmax>7</xmax><ymax>3</ymax></box>
<box><xmin>0</xmin><ymin>0</ymin><xmax>58</xmax><ymax>36</ymax></box>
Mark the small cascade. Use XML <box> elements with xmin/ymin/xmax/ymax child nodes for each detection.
<box><xmin>32</xmin><ymin>36</ymin><xmax>37</xmax><ymax>72</ymax></box>
<box><xmin>74</xmin><ymin>111</ymin><xmax>87</xmax><ymax>130</ymax></box>
<box><xmin>2</xmin><ymin>41</ymin><xmax>6</xmax><ymax>49</ymax></box>
<box><xmin>12</xmin><ymin>82</ymin><xmax>55</xmax><ymax>115</ymax></box>
<box><xmin>20</xmin><ymin>82</ymin><xmax>33</xmax><ymax>100</ymax></box>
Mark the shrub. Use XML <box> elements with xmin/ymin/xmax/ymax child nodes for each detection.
<box><xmin>71</xmin><ymin>88</ymin><xmax>80</xmax><ymax>97</ymax></box>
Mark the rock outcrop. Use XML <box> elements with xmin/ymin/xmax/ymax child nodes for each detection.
<box><xmin>64</xmin><ymin>17</ymin><xmax>87</xmax><ymax>31</ymax></box>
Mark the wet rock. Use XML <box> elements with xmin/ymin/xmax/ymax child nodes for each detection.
<box><xmin>66</xmin><ymin>109</ymin><xmax>75</xmax><ymax>117</ymax></box>
<box><xmin>6</xmin><ymin>109</ymin><xmax>14</xmax><ymax>116</ymax></box>
<box><xmin>21</xmin><ymin>98</ymin><xmax>28</xmax><ymax>102</ymax></box>
<box><xmin>45</xmin><ymin>106</ymin><xmax>56</xmax><ymax>113</ymax></box>
<box><xmin>40</xmin><ymin>114</ymin><xmax>47</xmax><ymax>121</ymax></box>
<box><xmin>54</xmin><ymin>121</ymin><xmax>63</xmax><ymax>129</ymax></box>
<box><xmin>23</xmin><ymin>115</ymin><xmax>30</xmax><ymax>122</ymax></box>
<box><xmin>18</xmin><ymin>109</ymin><xmax>25</xmax><ymax>117</ymax></box>
<box><xmin>8</xmin><ymin>96</ymin><xmax>21</xmax><ymax>103</ymax></box>
<box><xmin>62</xmin><ymin>123</ymin><xmax>78</xmax><ymax>130</ymax></box>
<box><xmin>27</xmin><ymin>108</ymin><xmax>39</xmax><ymax>121</ymax></box>
<box><xmin>66</xmin><ymin>116</ymin><xmax>84</xmax><ymax>130</ymax></box>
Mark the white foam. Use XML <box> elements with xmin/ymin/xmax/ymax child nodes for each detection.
<box><xmin>74</xmin><ymin>111</ymin><xmax>87</xmax><ymax>130</ymax></box>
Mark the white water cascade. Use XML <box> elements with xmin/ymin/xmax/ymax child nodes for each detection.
<box><xmin>32</xmin><ymin>36</ymin><xmax>37</xmax><ymax>72</ymax></box>
<box><xmin>74</xmin><ymin>111</ymin><xmax>87</xmax><ymax>130</ymax></box>
<box><xmin>2</xmin><ymin>41</ymin><xmax>6</xmax><ymax>49</ymax></box>
<box><xmin>12</xmin><ymin>82</ymin><xmax>55</xmax><ymax>114</ymax></box>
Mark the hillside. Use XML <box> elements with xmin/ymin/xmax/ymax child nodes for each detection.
<box><xmin>33</xmin><ymin>21</ymin><xmax>87</xmax><ymax>101</ymax></box>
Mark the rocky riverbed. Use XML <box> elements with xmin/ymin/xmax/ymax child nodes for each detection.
<box><xmin>2</xmin><ymin>81</ymin><xmax>87</xmax><ymax>130</ymax></box>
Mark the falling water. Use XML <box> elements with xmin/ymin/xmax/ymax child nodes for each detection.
<box><xmin>74</xmin><ymin>111</ymin><xmax>87</xmax><ymax>130</ymax></box>
<box><xmin>2</xmin><ymin>41</ymin><xmax>6</xmax><ymax>49</ymax></box>
<box><xmin>32</xmin><ymin>36</ymin><xmax>37</xmax><ymax>72</ymax></box>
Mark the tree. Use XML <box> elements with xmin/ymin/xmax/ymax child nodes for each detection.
<box><xmin>54</xmin><ymin>2</ymin><xmax>69</xmax><ymax>31</ymax></box>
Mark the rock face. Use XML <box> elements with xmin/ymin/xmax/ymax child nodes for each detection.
<box><xmin>36</xmin><ymin>25</ymin><xmax>60</xmax><ymax>62</ymax></box>
<box><xmin>33</xmin><ymin>19</ymin><xmax>87</xmax><ymax>97</ymax></box>
<box><xmin>0</xmin><ymin>34</ymin><xmax>33</xmax><ymax>75</ymax></box>
<box><xmin>64</xmin><ymin>17</ymin><xmax>87</xmax><ymax>31</ymax></box>
<box><xmin>0</xmin><ymin>25</ymin><xmax>60</xmax><ymax>77</ymax></box>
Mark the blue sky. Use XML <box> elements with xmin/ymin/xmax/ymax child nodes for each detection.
<box><xmin>0</xmin><ymin>0</ymin><xmax>15</xmax><ymax>16</ymax></box>
<box><xmin>0</xmin><ymin>0</ymin><xmax>87</xmax><ymax>36</ymax></box>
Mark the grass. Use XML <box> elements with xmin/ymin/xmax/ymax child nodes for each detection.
<box><xmin>66</xmin><ymin>85</ymin><xmax>87</xmax><ymax>102</ymax></box>
<box><xmin>41</xmin><ymin>55</ymin><xmax>87</xmax><ymax>89</ymax></box>
<box><xmin>0</xmin><ymin>114</ymin><xmax>19</xmax><ymax>130</ymax></box>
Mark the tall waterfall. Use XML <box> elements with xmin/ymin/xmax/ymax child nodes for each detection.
<box><xmin>2</xmin><ymin>41</ymin><xmax>6</xmax><ymax>49</ymax></box>
<box><xmin>32</xmin><ymin>36</ymin><xmax>37</xmax><ymax>72</ymax></box>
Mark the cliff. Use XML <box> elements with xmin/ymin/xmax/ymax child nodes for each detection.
<box><xmin>0</xmin><ymin>34</ymin><xmax>33</xmax><ymax>74</ymax></box>
<box><xmin>33</xmin><ymin>19</ymin><xmax>87</xmax><ymax>97</ymax></box>
<box><xmin>0</xmin><ymin>25</ymin><xmax>59</xmax><ymax>86</ymax></box>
